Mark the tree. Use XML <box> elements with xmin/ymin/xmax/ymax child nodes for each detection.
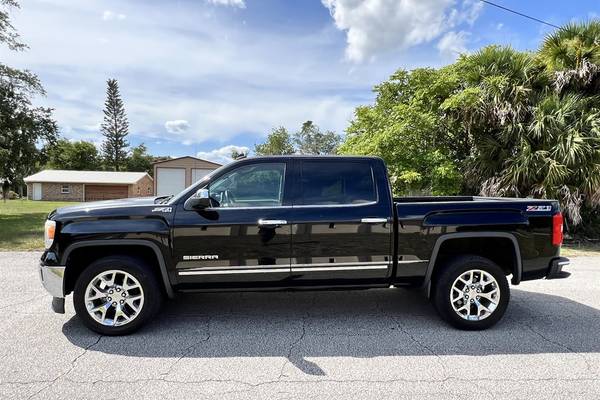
<box><xmin>125</xmin><ymin>144</ymin><xmax>154</xmax><ymax>174</ymax></box>
<box><xmin>294</xmin><ymin>121</ymin><xmax>341</xmax><ymax>155</ymax></box>
<box><xmin>0</xmin><ymin>0</ymin><xmax>26</xmax><ymax>51</ymax></box>
<box><xmin>339</xmin><ymin>67</ymin><xmax>463</xmax><ymax>196</ymax></box>
<box><xmin>339</xmin><ymin>21</ymin><xmax>600</xmax><ymax>229</ymax></box>
<box><xmin>0</xmin><ymin>0</ymin><xmax>58</xmax><ymax>200</ymax></box>
<box><xmin>101</xmin><ymin>79</ymin><xmax>129</xmax><ymax>171</ymax></box>
<box><xmin>230</xmin><ymin>148</ymin><xmax>248</xmax><ymax>160</ymax></box>
<box><xmin>539</xmin><ymin>20</ymin><xmax>600</xmax><ymax>94</ymax></box>
<box><xmin>254</xmin><ymin>126</ymin><xmax>295</xmax><ymax>155</ymax></box>
<box><xmin>45</xmin><ymin>139</ymin><xmax>101</xmax><ymax>170</ymax></box>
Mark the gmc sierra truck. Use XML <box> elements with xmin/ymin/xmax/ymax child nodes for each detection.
<box><xmin>39</xmin><ymin>156</ymin><xmax>570</xmax><ymax>335</ymax></box>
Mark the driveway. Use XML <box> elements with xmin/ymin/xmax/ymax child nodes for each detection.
<box><xmin>1</xmin><ymin>252</ymin><xmax>599</xmax><ymax>399</ymax></box>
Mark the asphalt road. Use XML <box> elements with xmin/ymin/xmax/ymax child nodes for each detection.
<box><xmin>1</xmin><ymin>252</ymin><xmax>599</xmax><ymax>400</ymax></box>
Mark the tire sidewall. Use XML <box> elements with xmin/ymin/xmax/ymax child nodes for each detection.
<box><xmin>433</xmin><ymin>256</ymin><xmax>510</xmax><ymax>330</ymax></box>
<box><xmin>73</xmin><ymin>256</ymin><xmax>162</xmax><ymax>335</ymax></box>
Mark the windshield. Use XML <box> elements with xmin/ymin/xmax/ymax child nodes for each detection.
<box><xmin>165</xmin><ymin>162</ymin><xmax>230</xmax><ymax>204</ymax></box>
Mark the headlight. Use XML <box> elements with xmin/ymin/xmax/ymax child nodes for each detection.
<box><xmin>44</xmin><ymin>220</ymin><xmax>56</xmax><ymax>249</ymax></box>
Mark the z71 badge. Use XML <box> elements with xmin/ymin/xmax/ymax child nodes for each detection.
<box><xmin>527</xmin><ymin>205</ymin><xmax>552</xmax><ymax>212</ymax></box>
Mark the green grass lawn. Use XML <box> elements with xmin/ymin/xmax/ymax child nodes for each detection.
<box><xmin>0</xmin><ymin>200</ymin><xmax>75</xmax><ymax>251</ymax></box>
<box><xmin>562</xmin><ymin>241</ymin><xmax>600</xmax><ymax>258</ymax></box>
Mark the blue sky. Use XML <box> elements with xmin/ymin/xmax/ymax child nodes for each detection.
<box><xmin>3</xmin><ymin>0</ymin><xmax>599</xmax><ymax>164</ymax></box>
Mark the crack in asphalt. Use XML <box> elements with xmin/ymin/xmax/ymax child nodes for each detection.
<box><xmin>375</xmin><ymin>294</ymin><xmax>450</xmax><ymax>380</ymax></box>
<box><xmin>277</xmin><ymin>314</ymin><xmax>308</xmax><ymax>380</ymax></box>
<box><xmin>159</xmin><ymin>317</ymin><xmax>212</xmax><ymax>377</ymax></box>
<box><xmin>25</xmin><ymin>334</ymin><xmax>103</xmax><ymax>400</ymax></box>
<box><xmin>0</xmin><ymin>294</ymin><xmax>47</xmax><ymax>311</ymax></box>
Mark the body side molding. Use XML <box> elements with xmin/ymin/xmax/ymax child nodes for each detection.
<box><xmin>423</xmin><ymin>232</ymin><xmax>522</xmax><ymax>287</ymax></box>
<box><xmin>61</xmin><ymin>239</ymin><xmax>174</xmax><ymax>298</ymax></box>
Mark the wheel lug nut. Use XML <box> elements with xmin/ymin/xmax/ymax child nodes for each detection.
<box><xmin>122</xmin><ymin>293</ymin><xmax>126</xmax><ymax>297</ymax></box>
<box><xmin>120</xmin><ymin>300</ymin><xmax>124</xmax><ymax>304</ymax></box>
<box><xmin>112</xmin><ymin>302</ymin><xmax>117</xmax><ymax>306</ymax></box>
<box><xmin>476</xmin><ymin>296</ymin><xmax>480</xmax><ymax>300</ymax></box>
<box><xmin>107</xmin><ymin>297</ymin><xmax>112</xmax><ymax>301</ymax></box>
<box><xmin>470</xmin><ymin>299</ymin><xmax>474</xmax><ymax>303</ymax></box>
<box><xmin>109</xmin><ymin>290</ymin><xmax>114</xmax><ymax>294</ymax></box>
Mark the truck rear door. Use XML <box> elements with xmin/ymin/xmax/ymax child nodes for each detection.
<box><xmin>289</xmin><ymin>158</ymin><xmax>393</xmax><ymax>284</ymax></box>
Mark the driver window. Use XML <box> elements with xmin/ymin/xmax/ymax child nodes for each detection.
<box><xmin>208</xmin><ymin>163</ymin><xmax>286</xmax><ymax>208</ymax></box>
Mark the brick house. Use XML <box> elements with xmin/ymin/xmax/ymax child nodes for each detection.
<box><xmin>24</xmin><ymin>170</ymin><xmax>154</xmax><ymax>202</ymax></box>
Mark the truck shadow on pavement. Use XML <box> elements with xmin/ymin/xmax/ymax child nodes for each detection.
<box><xmin>62</xmin><ymin>287</ymin><xmax>600</xmax><ymax>376</ymax></box>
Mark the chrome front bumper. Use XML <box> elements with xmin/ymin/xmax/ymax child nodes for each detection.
<box><xmin>39</xmin><ymin>263</ymin><xmax>66</xmax><ymax>313</ymax></box>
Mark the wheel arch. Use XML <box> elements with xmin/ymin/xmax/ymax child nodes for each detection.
<box><xmin>61</xmin><ymin>240</ymin><xmax>174</xmax><ymax>298</ymax></box>
<box><xmin>423</xmin><ymin>232</ymin><xmax>522</xmax><ymax>291</ymax></box>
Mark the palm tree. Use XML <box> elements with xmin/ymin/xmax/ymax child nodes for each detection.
<box><xmin>539</xmin><ymin>21</ymin><xmax>600</xmax><ymax>93</ymax></box>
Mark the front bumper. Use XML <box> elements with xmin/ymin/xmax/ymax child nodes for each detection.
<box><xmin>546</xmin><ymin>257</ymin><xmax>571</xmax><ymax>279</ymax></box>
<box><xmin>39</xmin><ymin>263</ymin><xmax>66</xmax><ymax>313</ymax></box>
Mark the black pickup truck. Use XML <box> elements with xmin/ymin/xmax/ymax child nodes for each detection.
<box><xmin>39</xmin><ymin>156</ymin><xmax>570</xmax><ymax>335</ymax></box>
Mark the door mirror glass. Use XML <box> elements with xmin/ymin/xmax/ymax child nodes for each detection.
<box><xmin>184</xmin><ymin>188</ymin><xmax>211</xmax><ymax>210</ymax></box>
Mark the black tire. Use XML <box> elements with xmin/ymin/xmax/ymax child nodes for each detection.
<box><xmin>432</xmin><ymin>255</ymin><xmax>510</xmax><ymax>330</ymax></box>
<box><xmin>73</xmin><ymin>256</ymin><xmax>163</xmax><ymax>335</ymax></box>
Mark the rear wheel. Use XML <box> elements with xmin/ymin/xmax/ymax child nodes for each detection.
<box><xmin>432</xmin><ymin>255</ymin><xmax>510</xmax><ymax>330</ymax></box>
<box><xmin>73</xmin><ymin>256</ymin><xmax>163</xmax><ymax>335</ymax></box>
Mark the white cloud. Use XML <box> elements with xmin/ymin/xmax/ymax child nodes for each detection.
<box><xmin>5</xmin><ymin>0</ymin><xmax>410</xmax><ymax>150</ymax></box>
<box><xmin>197</xmin><ymin>145</ymin><xmax>250</xmax><ymax>165</ymax></box>
<box><xmin>322</xmin><ymin>0</ymin><xmax>482</xmax><ymax>62</ymax></box>
<box><xmin>102</xmin><ymin>10</ymin><xmax>126</xmax><ymax>21</ymax></box>
<box><xmin>206</xmin><ymin>0</ymin><xmax>246</xmax><ymax>8</ymax></box>
<box><xmin>437</xmin><ymin>31</ymin><xmax>469</xmax><ymax>60</ymax></box>
<box><xmin>165</xmin><ymin>120</ymin><xmax>191</xmax><ymax>134</ymax></box>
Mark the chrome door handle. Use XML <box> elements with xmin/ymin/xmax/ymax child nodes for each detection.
<box><xmin>258</xmin><ymin>219</ymin><xmax>288</xmax><ymax>226</ymax></box>
<box><xmin>361</xmin><ymin>218</ymin><xmax>387</xmax><ymax>224</ymax></box>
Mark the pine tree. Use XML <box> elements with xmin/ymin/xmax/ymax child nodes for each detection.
<box><xmin>101</xmin><ymin>79</ymin><xmax>129</xmax><ymax>171</ymax></box>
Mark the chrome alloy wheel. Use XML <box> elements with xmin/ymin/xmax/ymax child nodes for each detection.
<box><xmin>450</xmin><ymin>269</ymin><xmax>500</xmax><ymax>321</ymax></box>
<box><xmin>84</xmin><ymin>270</ymin><xmax>144</xmax><ymax>327</ymax></box>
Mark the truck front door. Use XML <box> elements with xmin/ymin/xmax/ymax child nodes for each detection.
<box><xmin>289</xmin><ymin>158</ymin><xmax>393</xmax><ymax>285</ymax></box>
<box><xmin>172</xmin><ymin>160</ymin><xmax>292</xmax><ymax>287</ymax></box>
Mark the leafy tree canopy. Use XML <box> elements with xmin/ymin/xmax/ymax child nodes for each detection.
<box><xmin>255</xmin><ymin>121</ymin><xmax>341</xmax><ymax>156</ymax></box>
<box><xmin>45</xmin><ymin>139</ymin><xmax>101</xmax><ymax>171</ymax></box>
<box><xmin>0</xmin><ymin>0</ymin><xmax>58</xmax><ymax>198</ymax></box>
<box><xmin>339</xmin><ymin>20</ymin><xmax>600</xmax><ymax>227</ymax></box>
<box><xmin>254</xmin><ymin>126</ymin><xmax>295</xmax><ymax>156</ymax></box>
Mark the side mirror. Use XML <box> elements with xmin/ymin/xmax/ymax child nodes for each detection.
<box><xmin>184</xmin><ymin>188</ymin><xmax>211</xmax><ymax>210</ymax></box>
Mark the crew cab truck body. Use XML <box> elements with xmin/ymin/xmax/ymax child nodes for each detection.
<box><xmin>39</xmin><ymin>156</ymin><xmax>570</xmax><ymax>334</ymax></box>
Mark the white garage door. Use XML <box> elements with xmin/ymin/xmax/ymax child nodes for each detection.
<box><xmin>192</xmin><ymin>168</ymin><xmax>213</xmax><ymax>183</ymax></box>
<box><xmin>156</xmin><ymin>168</ymin><xmax>186</xmax><ymax>196</ymax></box>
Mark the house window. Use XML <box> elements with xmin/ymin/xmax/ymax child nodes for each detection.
<box><xmin>147</xmin><ymin>187</ymin><xmax>151</xmax><ymax>194</ymax></box>
<box><xmin>61</xmin><ymin>184</ymin><xmax>70</xmax><ymax>194</ymax></box>
<box><xmin>137</xmin><ymin>187</ymin><xmax>141</xmax><ymax>194</ymax></box>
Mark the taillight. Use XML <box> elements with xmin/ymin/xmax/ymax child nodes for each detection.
<box><xmin>552</xmin><ymin>212</ymin><xmax>563</xmax><ymax>246</ymax></box>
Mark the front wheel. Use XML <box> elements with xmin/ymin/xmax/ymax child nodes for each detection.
<box><xmin>432</xmin><ymin>255</ymin><xmax>510</xmax><ymax>330</ymax></box>
<box><xmin>73</xmin><ymin>256</ymin><xmax>163</xmax><ymax>335</ymax></box>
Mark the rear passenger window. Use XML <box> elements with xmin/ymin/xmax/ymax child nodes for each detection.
<box><xmin>300</xmin><ymin>161</ymin><xmax>376</xmax><ymax>205</ymax></box>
